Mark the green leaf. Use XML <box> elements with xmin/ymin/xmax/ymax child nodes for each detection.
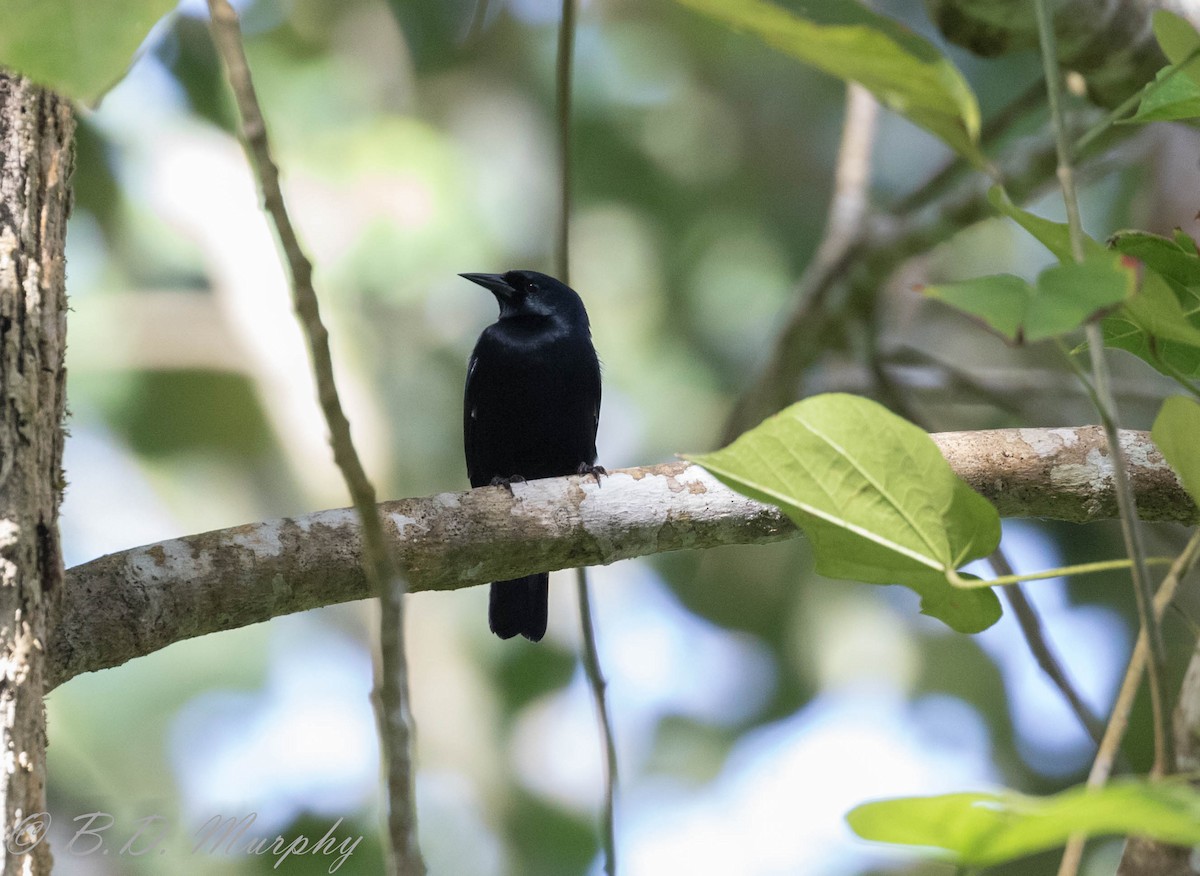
<box><xmin>1120</xmin><ymin>269</ymin><xmax>1200</xmax><ymax>346</ymax></box>
<box><xmin>1152</xmin><ymin>396</ymin><xmax>1200</xmax><ymax>505</ymax></box>
<box><xmin>1103</xmin><ymin>313</ymin><xmax>1200</xmax><ymax>379</ymax></box>
<box><xmin>847</xmin><ymin>778</ymin><xmax>1200</xmax><ymax>867</ymax></box>
<box><xmin>688</xmin><ymin>394</ymin><xmax>1001</xmax><ymax>633</ymax></box>
<box><xmin>1110</xmin><ymin>230</ymin><xmax>1200</xmax><ymax>286</ymax></box>
<box><xmin>1153</xmin><ymin>10</ymin><xmax>1200</xmax><ymax>88</ymax></box>
<box><xmin>673</xmin><ymin>0</ymin><xmax>984</xmax><ymax>166</ymax></box>
<box><xmin>0</xmin><ymin>0</ymin><xmax>177</xmax><ymax>103</ymax></box>
<box><xmin>1119</xmin><ymin>64</ymin><xmax>1200</xmax><ymax>124</ymax></box>
<box><xmin>925</xmin><ymin>274</ymin><xmax>1031</xmax><ymax>342</ymax></box>
<box><xmin>1175</xmin><ymin>229</ymin><xmax>1199</xmax><ymax>255</ymax></box>
<box><xmin>988</xmin><ymin>187</ymin><xmax>1105</xmax><ymax>263</ymax></box>
<box><xmin>1100</xmin><ymin>233</ymin><xmax>1200</xmax><ymax>377</ymax></box>
<box><xmin>1029</xmin><ymin>255</ymin><xmax>1136</xmax><ymax>341</ymax></box>
<box><xmin>926</xmin><ymin>254</ymin><xmax>1135</xmax><ymax>343</ymax></box>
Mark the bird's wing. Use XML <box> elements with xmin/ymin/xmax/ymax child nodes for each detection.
<box><xmin>587</xmin><ymin>353</ymin><xmax>602</xmax><ymax>458</ymax></box>
<box><xmin>464</xmin><ymin>352</ymin><xmax>482</xmax><ymax>485</ymax></box>
<box><xmin>592</xmin><ymin>361</ymin><xmax>601</xmax><ymax>432</ymax></box>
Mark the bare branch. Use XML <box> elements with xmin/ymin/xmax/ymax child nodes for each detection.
<box><xmin>990</xmin><ymin>553</ymin><xmax>1106</xmax><ymax>745</ymax></box>
<box><xmin>205</xmin><ymin>1</ymin><xmax>423</xmax><ymax>870</ymax></box>
<box><xmin>50</xmin><ymin>427</ymin><xmax>1195</xmax><ymax>690</ymax></box>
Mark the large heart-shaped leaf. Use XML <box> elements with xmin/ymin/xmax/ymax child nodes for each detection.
<box><xmin>689</xmin><ymin>394</ymin><xmax>1001</xmax><ymax>633</ymax></box>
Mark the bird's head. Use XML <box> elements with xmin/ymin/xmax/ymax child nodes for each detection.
<box><xmin>460</xmin><ymin>270</ymin><xmax>589</xmax><ymax>328</ymax></box>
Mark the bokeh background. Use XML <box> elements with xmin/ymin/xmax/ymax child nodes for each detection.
<box><xmin>48</xmin><ymin>0</ymin><xmax>1200</xmax><ymax>873</ymax></box>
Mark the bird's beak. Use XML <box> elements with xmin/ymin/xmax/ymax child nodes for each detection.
<box><xmin>459</xmin><ymin>272</ymin><xmax>515</xmax><ymax>302</ymax></box>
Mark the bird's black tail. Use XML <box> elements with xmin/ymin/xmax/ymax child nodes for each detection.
<box><xmin>489</xmin><ymin>574</ymin><xmax>549</xmax><ymax>641</ymax></box>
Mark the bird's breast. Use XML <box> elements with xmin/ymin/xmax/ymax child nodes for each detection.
<box><xmin>466</xmin><ymin>328</ymin><xmax>599</xmax><ymax>483</ymax></box>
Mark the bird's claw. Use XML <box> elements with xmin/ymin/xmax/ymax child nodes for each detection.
<box><xmin>489</xmin><ymin>474</ymin><xmax>526</xmax><ymax>495</ymax></box>
<box><xmin>577</xmin><ymin>462</ymin><xmax>607</xmax><ymax>486</ymax></box>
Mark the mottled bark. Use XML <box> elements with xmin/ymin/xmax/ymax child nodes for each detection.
<box><xmin>0</xmin><ymin>73</ymin><xmax>73</xmax><ymax>874</ymax></box>
<box><xmin>1117</xmin><ymin>837</ymin><xmax>1198</xmax><ymax>875</ymax></box>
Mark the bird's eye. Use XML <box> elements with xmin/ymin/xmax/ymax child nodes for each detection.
<box><xmin>504</xmin><ymin>272</ymin><xmax>534</xmax><ymax>295</ymax></box>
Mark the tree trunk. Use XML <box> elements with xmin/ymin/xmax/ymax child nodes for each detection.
<box><xmin>0</xmin><ymin>72</ymin><xmax>73</xmax><ymax>874</ymax></box>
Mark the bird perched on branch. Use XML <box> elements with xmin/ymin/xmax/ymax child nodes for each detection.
<box><xmin>461</xmin><ymin>270</ymin><xmax>603</xmax><ymax>641</ymax></box>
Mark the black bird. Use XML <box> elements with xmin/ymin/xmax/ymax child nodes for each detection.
<box><xmin>462</xmin><ymin>270</ymin><xmax>602</xmax><ymax>641</ymax></box>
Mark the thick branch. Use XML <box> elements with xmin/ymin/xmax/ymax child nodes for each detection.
<box><xmin>50</xmin><ymin>427</ymin><xmax>1193</xmax><ymax>689</ymax></box>
<box><xmin>0</xmin><ymin>72</ymin><xmax>73</xmax><ymax>874</ymax></box>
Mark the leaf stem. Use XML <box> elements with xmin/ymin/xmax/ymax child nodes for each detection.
<box><xmin>1032</xmin><ymin>0</ymin><xmax>1173</xmax><ymax>776</ymax></box>
<box><xmin>1071</xmin><ymin>84</ymin><xmax>1147</xmax><ymax>159</ymax></box>
<box><xmin>953</xmin><ymin>556</ymin><xmax>1173</xmax><ymax>588</ymax></box>
<box><xmin>1072</xmin><ymin>46</ymin><xmax>1200</xmax><ymax>158</ymax></box>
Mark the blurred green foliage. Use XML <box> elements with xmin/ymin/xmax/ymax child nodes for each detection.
<box><xmin>40</xmin><ymin>0</ymin><xmax>1195</xmax><ymax>873</ymax></box>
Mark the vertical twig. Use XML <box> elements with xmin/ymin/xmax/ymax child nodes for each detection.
<box><xmin>987</xmin><ymin>552</ymin><xmax>1105</xmax><ymax>745</ymax></box>
<box><xmin>466</xmin><ymin>0</ymin><xmax>492</xmax><ymax>42</ymax></box>
<box><xmin>576</xmin><ymin>568</ymin><xmax>618</xmax><ymax>875</ymax></box>
<box><xmin>555</xmin><ymin>0</ymin><xmax>576</xmax><ymax>281</ymax></box>
<box><xmin>1056</xmin><ymin>530</ymin><xmax>1200</xmax><ymax>876</ymax></box>
<box><xmin>722</xmin><ymin>83</ymin><xmax>878</xmax><ymax>444</ymax></box>
<box><xmin>1031</xmin><ymin>0</ymin><xmax>1172</xmax><ymax>777</ymax></box>
<box><xmin>818</xmin><ymin>84</ymin><xmax>878</xmax><ymax>264</ymax></box>
<box><xmin>555</xmin><ymin>1</ymin><xmax>618</xmax><ymax>872</ymax></box>
<box><xmin>205</xmin><ymin>3</ymin><xmax>424</xmax><ymax>873</ymax></box>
